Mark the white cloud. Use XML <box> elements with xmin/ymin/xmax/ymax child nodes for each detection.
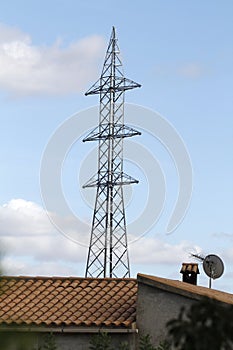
<box><xmin>0</xmin><ymin>198</ymin><xmax>203</xmax><ymax>277</ymax></box>
<box><xmin>130</xmin><ymin>234</ymin><xmax>202</xmax><ymax>265</ymax></box>
<box><xmin>0</xmin><ymin>23</ymin><xmax>105</xmax><ymax>96</ymax></box>
<box><xmin>2</xmin><ymin>257</ymin><xmax>82</xmax><ymax>277</ymax></box>
<box><xmin>0</xmin><ymin>23</ymin><xmax>30</xmax><ymax>44</ymax></box>
<box><xmin>0</xmin><ymin>199</ymin><xmax>54</xmax><ymax>236</ymax></box>
<box><xmin>212</xmin><ymin>232</ymin><xmax>233</xmax><ymax>240</ymax></box>
<box><xmin>222</xmin><ymin>247</ymin><xmax>233</xmax><ymax>263</ymax></box>
<box><xmin>0</xmin><ymin>199</ymin><xmax>89</xmax><ymax>275</ymax></box>
<box><xmin>0</xmin><ymin>198</ymin><xmax>90</xmax><ymax>239</ymax></box>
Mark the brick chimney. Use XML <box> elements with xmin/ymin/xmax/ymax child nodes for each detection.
<box><xmin>180</xmin><ymin>263</ymin><xmax>200</xmax><ymax>285</ymax></box>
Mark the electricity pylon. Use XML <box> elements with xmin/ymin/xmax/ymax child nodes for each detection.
<box><xmin>83</xmin><ymin>27</ymin><xmax>141</xmax><ymax>278</ymax></box>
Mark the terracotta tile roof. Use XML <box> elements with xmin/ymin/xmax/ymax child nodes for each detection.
<box><xmin>0</xmin><ymin>277</ymin><xmax>137</xmax><ymax>328</ymax></box>
<box><xmin>138</xmin><ymin>273</ymin><xmax>233</xmax><ymax>305</ymax></box>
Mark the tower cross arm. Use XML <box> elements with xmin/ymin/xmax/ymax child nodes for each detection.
<box><xmin>85</xmin><ymin>77</ymin><xmax>141</xmax><ymax>96</ymax></box>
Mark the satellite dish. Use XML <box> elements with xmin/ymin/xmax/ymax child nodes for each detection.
<box><xmin>203</xmin><ymin>254</ymin><xmax>224</xmax><ymax>279</ymax></box>
<box><xmin>203</xmin><ymin>254</ymin><xmax>224</xmax><ymax>288</ymax></box>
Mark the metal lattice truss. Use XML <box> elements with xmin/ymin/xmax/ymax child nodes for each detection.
<box><xmin>83</xmin><ymin>27</ymin><xmax>141</xmax><ymax>278</ymax></box>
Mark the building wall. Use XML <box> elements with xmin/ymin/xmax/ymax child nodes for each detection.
<box><xmin>49</xmin><ymin>333</ymin><xmax>91</xmax><ymax>350</ymax></box>
<box><xmin>136</xmin><ymin>282</ymin><xmax>196</xmax><ymax>346</ymax></box>
<box><xmin>0</xmin><ymin>330</ymin><xmax>136</xmax><ymax>350</ymax></box>
<box><xmin>53</xmin><ymin>332</ymin><xmax>136</xmax><ymax>350</ymax></box>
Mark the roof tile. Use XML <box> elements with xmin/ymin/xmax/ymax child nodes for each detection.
<box><xmin>0</xmin><ymin>277</ymin><xmax>137</xmax><ymax>328</ymax></box>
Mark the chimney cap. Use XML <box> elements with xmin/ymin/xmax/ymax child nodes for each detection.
<box><xmin>180</xmin><ymin>263</ymin><xmax>200</xmax><ymax>275</ymax></box>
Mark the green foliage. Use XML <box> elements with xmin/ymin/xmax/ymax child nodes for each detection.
<box><xmin>118</xmin><ymin>341</ymin><xmax>130</xmax><ymax>350</ymax></box>
<box><xmin>42</xmin><ymin>332</ymin><xmax>57</xmax><ymax>350</ymax></box>
<box><xmin>167</xmin><ymin>297</ymin><xmax>233</xmax><ymax>350</ymax></box>
<box><xmin>89</xmin><ymin>332</ymin><xmax>132</xmax><ymax>350</ymax></box>
<box><xmin>139</xmin><ymin>334</ymin><xmax>156</xmax><ymax>350</ymax></box>
<box><xmin>155</xmin><ymin>340</ymin><xmax>171</xmax><ymax>350</ymax></box>
<box><xmin>139</xmin><ymin>334</ymin><xmax>171</xmax><ymax>350</ymax></box>
<box><xmin>89</xmin><ymin>332</ymin><xmax>112</xmax><ymax>350</ymax></box>
<box><xmin>32</xmin><ymin>332</ymin><xmax>57</xmax><ymax>350</ymax></box>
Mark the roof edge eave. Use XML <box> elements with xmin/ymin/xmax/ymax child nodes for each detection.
<box><xmin>0</xmin><ymin>325</ymin><xmax>138</xmax><ymax>334</ymax></box>
<box><xmin>137</xmin><ymin>273</ymin><xmax>233</xmax><ymax>305</ymax></box>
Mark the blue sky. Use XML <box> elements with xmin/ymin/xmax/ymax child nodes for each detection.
<box><xmin>0</xmin><ymin>1</ymin><xmax>232</xmax><ymax>292</ymax></box>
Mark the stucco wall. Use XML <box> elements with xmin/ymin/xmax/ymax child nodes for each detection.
<box><xmin>136</xmin><ymin>281</ymin><xmax>196</xmax><ymax>346</ymax></box>
<box><xmin>0</xmin><ymin>330</ymin><xmax>136</xmax><ymax>350</ymax></box>
<box><xmin>53</xmin><ymin>332</ymin><xmax>136</xmax><ymax>350</ymax></box>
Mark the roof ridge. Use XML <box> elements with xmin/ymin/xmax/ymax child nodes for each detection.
<box><xmin>1</xmin><ymin>276</ymin><xmax>137</xmax><ymax>282</ymax></box>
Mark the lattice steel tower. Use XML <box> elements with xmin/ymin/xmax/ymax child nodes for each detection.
<box><xmin>83</xmin><ymin>27</ymin><xmax>141</xmax><ymax>278</ymax></box>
